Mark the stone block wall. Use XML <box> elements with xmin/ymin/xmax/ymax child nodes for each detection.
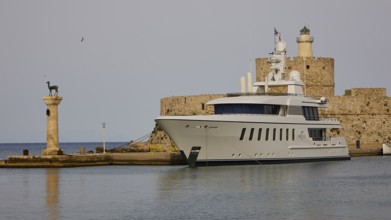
<box><xmin>160</xmin><ymin>94</ymin><xmax>224</xmax><ymax>116</ymax></box>
<box><xmin>319</xmin><ymin>90</ymin><xmax>391</xmax><ymax>150</ymax></box>
<box><xmin>345</xmin><ymin>88</ymin><xmax>386</xmax><ymax>97</ymax></box>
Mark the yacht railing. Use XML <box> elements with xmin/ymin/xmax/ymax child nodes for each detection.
<box><xmin>305</xmin><ymin>117</ymin><xmax>339</xmax><ymax>122</ymax></box>
<box><xmin>213</xmin><ymin>113</ymin><xmax>280</xmax><ymax>117</ymax></box>
<box><xmin>226</xmin><ymin>92</ymin><xmax>304</xmax><ymax>97</ymax></box>
<box><xmin>318</xmin><ymin>117</ymin><xmax>339</xmax><ymax>122</ymax></box>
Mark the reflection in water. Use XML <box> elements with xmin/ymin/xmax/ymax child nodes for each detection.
<box><xmin>156</xmin><ymin>164</ymin><xmax>340</xmax><ymax>219</ymax></box>
<box><xmin>46</xmin><ymin>169</ymin><xmax>60</xmax><ymax>220</ymax></box>
<box><xmin>1</xmin><ymin>157</ymin><xmax>390</xmax><ymax>219</ymax></box>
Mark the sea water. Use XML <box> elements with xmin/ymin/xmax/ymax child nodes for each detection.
<box><xmin>0</xmin><ymin>143</ymin><xmax>390</xmax><ymax>220</ymax></box>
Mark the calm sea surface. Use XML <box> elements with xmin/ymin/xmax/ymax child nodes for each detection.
<box><xmin>1</xmin><ymin>143</ymin><xmax>391</xmax><ymax>220</ymax></box>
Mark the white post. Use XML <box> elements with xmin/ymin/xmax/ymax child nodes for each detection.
<box><xmin>102</xmin><ymin>122</ymin><xmax>106</xmax><ymax>154</ymax></box>
<box><xmin>247</xmin><ymin>72</ymin><xmax>252</xmax><ymax>93</ymax></box>
<box><xmin>303</xmin><ymin>56</ymin><xmax>307</xmax><ymax>96</ymax></box>
<box><xmin>240</xmin><ymin>77</ymin><xmax>246</xmax><ymax>93</ymax></box>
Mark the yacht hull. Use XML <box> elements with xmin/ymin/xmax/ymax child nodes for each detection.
<box><xmin>156</xmin><ymin>116</ymin><xmax>350</xmax><ymax>165</ymax></box>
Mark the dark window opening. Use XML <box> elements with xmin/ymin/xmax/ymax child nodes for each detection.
<box><xmin>280</xmin><ymin>128</ymin><xmax>283</xmax><ymax>141</ymax></box>
<box><xmin>249</xmin><ymin>128</ymin><xmax>254</xmax><ymax>141</ymax></box>
<box><xmin>302</xmin><ymin>106</ymin><xmax>319</xmax><ymax>120</ymax></box>
<box><xmin>273</xmin><ymin>128</ymin><xmax>276</xmax><ymax>141</ymax></box>
<box><xmin>292</xmin><ymin>129</ymin><xmax>295</xmax><ymax>141</ymax></box>
<box><xmin>201</xmin><ymin>103</ymin><xmax>205</xmax><ymax>110</ymax></box>
<box><xmin>308</xmin><ymin>128</ymin><xmax>326</xmax><ymax>141</ymax></box>
<box><xmin>239</xmin><ymin>128</ymin><xmax>246</xmax><ymax>141</ymax></box>
<box><xmin>286</xmin><ymin>128</ymin><xmax>289</xmax><ymax>141</ymax></box>
<box><xmin>214</xmin><ymin>104</ymin><xmax>280</xmax><ymax>115</ymax></box>
<box><xmin>306</xmin><ymin>65</ymin><xmax>310</xmax><ymax>69</ymax></box>
<box><xmin>265</xmin><ymin>128</ymin><xmax>269</xmax><ymax>141</ymax></box>
<box><xmin>257</xmin><ymin>128</ymin><xmax>262</xmax><ymax>141</ymax></box>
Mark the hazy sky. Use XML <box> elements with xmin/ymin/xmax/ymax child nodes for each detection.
<box><xmin>1</xmin><ymin>0</ymin><xmax>390</xmax><ymax>143</ymax></box>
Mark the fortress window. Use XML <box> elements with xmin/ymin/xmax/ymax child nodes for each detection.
<box><xmin>306</xmin><ymin>65</ymin><xmax>310</xmax><ymax>69</ymax></box>
<box><xmin>258</xmin><ymin>128</ymin><xmax>262</xmax><ymax>141</ymax></box>
<box><xmin>239</xmin><ymin>128</ymin><xmax>246</xmax><ymax>141</ymax></box>
<box><xmin>201</xmin><ymin>103</ymin><xmax>205</xmax><ymax>110</ymax></box>
<box><xmin>249</xmin><ymin>128</ymin><xmax>254</xmax><ymax>141</ymax></box>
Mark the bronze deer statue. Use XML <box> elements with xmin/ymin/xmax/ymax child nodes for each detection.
<box><xmin>46</xmin><ymin>81</ymin><xmax>58</xmax><ymax>96</ymax></box>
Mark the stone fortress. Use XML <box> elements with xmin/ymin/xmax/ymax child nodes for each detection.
<box><xmin>149</xmin><ymin>27</ymin><xmax>391</xmax><ymax>154</ymax></box>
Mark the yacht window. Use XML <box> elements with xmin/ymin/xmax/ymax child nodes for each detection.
<box><xmin>257</xmin><ymin>128</ymin><xmax>262</xmax><ymax>141</ymax></box>
<box><xmin>214</xmin><ymin>104</ymin><xmax>280</xmax><ymax>115</ymax></box>
<box><xmin>286</xmin><ymin>128</ymin><xmax>289</xmax><ymax>141</ymax></box>
<box><xmin>280</xmin><ymin>128</ymin><xmax>283</xmax><ymax>141</ymax></box>
<box><xmin>292</xmin><ymin>129</ymin><xmax>295</xmax><ymax>141</ymax></box>
<box><xmin>303</xmin><ymin>107</ymin><xmax>319</xmax><ymax>120</ymax></box>
<box><xmin>308</xmin><ymin>128</ymin><xmax>326</xmax><ymax>141</ymax></box>
<box><xmin>249</xmin><ymin>128</ymin><xmax>254</xmax><ymax>141</ymax></box>
<box><xmin>265</xmin><ymin>128</ymin><xmax>269</xmax><ymax>141</ymax></box>
<box><xmin>273</xmin><ymin>128</ymin><xmax>276</xmax><ymax>141</ymax></box>
<box><xmin>239</xmin><ymin>128</ymin><xmax>246</xmax><ymax>141</ymax></box>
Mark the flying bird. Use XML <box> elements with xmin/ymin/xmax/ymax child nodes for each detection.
<box><xmin>81</xmin><ymin>37</ymin><xmax>84</xmax><ymax>43</ymax></box>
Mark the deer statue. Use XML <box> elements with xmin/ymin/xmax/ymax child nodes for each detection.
<box><xmin>46</xmin><ymin>81</ymin><xmax>59</xmax><ymax>96</ymax></box>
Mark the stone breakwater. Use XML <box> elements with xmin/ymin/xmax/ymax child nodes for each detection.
<box><xmin>0</xmin><ymin>152</ymin><xmax>186</xmax><ymax>168</ymax></box>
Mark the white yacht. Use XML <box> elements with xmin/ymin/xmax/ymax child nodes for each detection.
<box><xmin>156</xmin><ymin>31</ymin><xmax>350</xmax><ymax>166</ymax></box>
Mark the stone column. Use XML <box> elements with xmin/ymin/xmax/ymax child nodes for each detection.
<box><xmin>42</xmin><ymin>96</ymin><xmax>63</xmax><ymax>155</ymax></box>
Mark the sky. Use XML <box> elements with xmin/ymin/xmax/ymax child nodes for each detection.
<box><xmin>0</xmin><ymin>0</ymin><xmax>390</xmax><ymax>143</ymax></box>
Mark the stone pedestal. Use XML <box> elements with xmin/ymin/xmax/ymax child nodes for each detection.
<box><xmin>42</xmin><ymin>96</ymin><xmax>63</xmax><ymax>155</ymax></box>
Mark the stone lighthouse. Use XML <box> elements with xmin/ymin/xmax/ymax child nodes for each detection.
<box><xmin>42</xmin><ymin>83</ymin><xmax>63</xmax><ymax>155</ymax></box>
<box><xmin>296</xmin><ymin>26</ymin><xmax>314</xmax><ymax>57</ymax></box>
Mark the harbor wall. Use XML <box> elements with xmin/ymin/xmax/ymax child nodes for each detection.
<box><xmin>319</xmin><ymin>88</ymin><xmax>391</xmax><ymax>150</ymax></box>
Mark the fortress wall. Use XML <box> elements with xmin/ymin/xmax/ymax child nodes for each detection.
<box><xmin>345</xmin><ymin>88</ymin><xmax>386</xmax><ymax>97</ymax></box>
<box><xmin>319</xmin><ymin>94</ymin><xmax>391</xmax><ymax>150</ymax></box>
<box><xmin>256</xmin><ymin>57</ymin><xmax>335</xmax><ymax>97</ymax></box>
<box><xmin>160</xmin><ymin>94</ymin><xmax>224</xmax><ymax>116</ymax></box>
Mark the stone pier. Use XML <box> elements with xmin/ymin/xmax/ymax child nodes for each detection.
<box><xmin>42</xmin><ymin>96</ymin><xmax>63</xmax><ymax>155</ymax></box>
